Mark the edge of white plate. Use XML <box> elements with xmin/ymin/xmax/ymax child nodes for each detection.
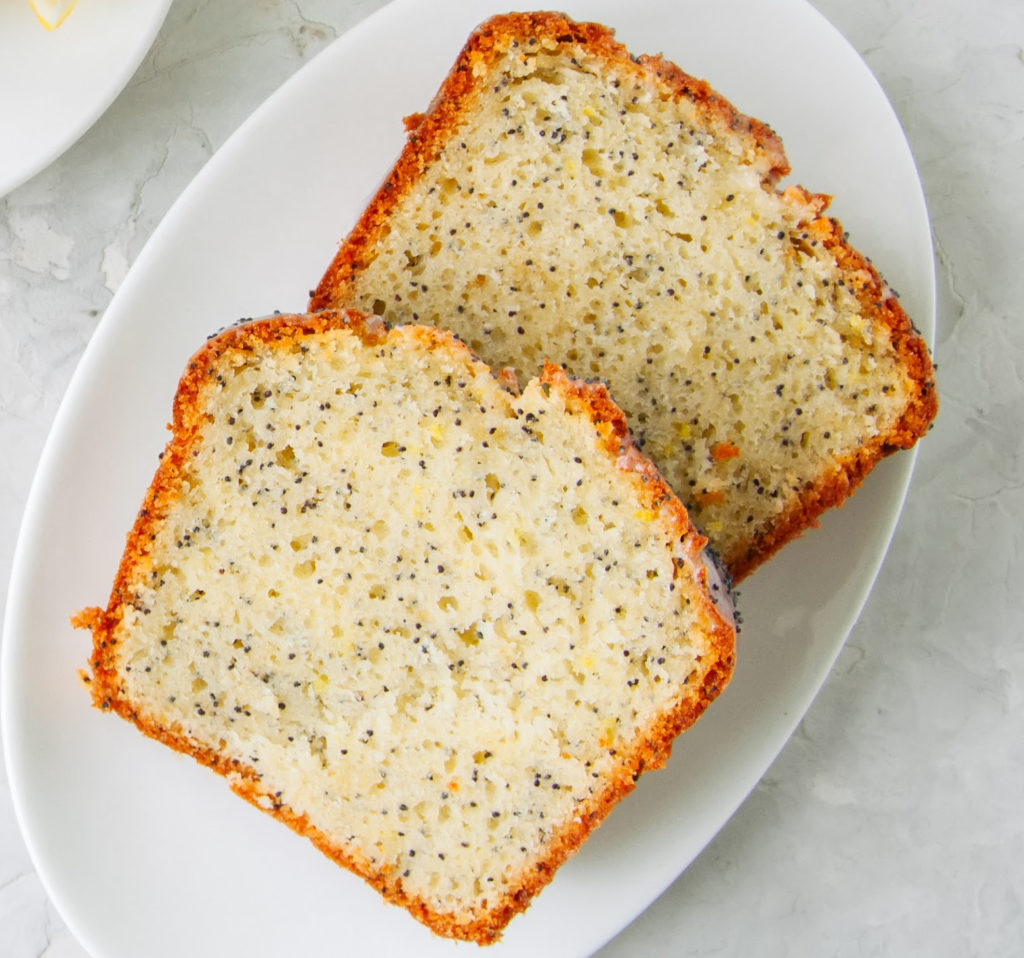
<box><xmin>0</xmin><ymin>0</ymin><xmax>174</xmax><ymax>198</ymax></box>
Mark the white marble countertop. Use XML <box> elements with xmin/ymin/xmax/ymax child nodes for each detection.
<box><xmin>1</xmin><ymin>0</ymin><xmax>1021</xmax><ymax>955</ymax></box>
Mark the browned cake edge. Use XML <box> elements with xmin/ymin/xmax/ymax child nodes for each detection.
<box><xmin>307</xmin><ymin>10</ymin><xmax>938</xmax><ymax>582</ymax></box>
<box><xmin>74</xmin><ymin>308</ymin><xmax>735</xmax><ymax>944</ymax></box>
<box><xmin>724</xmin><ymin>213</ymin><xmax>938</xmax><ymax>579</ymax></box>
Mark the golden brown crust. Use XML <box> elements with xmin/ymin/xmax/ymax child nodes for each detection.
<box><xmin>77</xmin><ymin>309</ymin><xmax>734</xmax><ymax>945</ymax></box>
<box><xmin>309</xmin><ymin>11</ymin><xmax>791</xmax><ymax>311</ymax></box>
<box><xmin>723</xmin><ymin>214</ymin><xmax>937</xmax><ymax>579</ymax></box>
<box><xmin>812</xmin><ymin>215</ymin><xmax>938</xmax><ymax>445</ymax></box>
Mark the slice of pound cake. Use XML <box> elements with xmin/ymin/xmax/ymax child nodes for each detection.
<box><xmin>76</xmin><ymin>310</ymin><xmax>735</xmax><ymax>944</ymax></box>
<box><xmin>309</xmin><ymin>12</ymin><xmax>938</xmax><ymax>580</ymax></box>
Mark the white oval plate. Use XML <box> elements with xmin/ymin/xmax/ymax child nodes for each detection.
<box><xmin>2</xmin><ymin>1</ymin><xmax>934</xmax><ymax>955</ymax></box>
<box><xmin>0</xmin><ymin>0</ymin><xmax>173</xmax><ymax>198</ymax></box>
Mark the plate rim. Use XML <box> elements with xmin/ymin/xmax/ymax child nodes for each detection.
<box><xmin>0</xmin><ymin>0</ymin><xmax>174</xmax><ymax>198</ymax></box>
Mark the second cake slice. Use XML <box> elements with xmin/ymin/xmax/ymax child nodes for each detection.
<box><xmin>310</xmin><ymin>11</ymin><xmax>937</xmax><ymax>580</ymax></box>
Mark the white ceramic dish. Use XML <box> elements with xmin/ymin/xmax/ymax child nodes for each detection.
<box><xmin>0</xmin><ymin>0</ymin><xmax>173</xmax><ymax>198</ymax></box>
<box><xmin>2</xmin><ymin>0</ymin><xmax>934</xmax><ymax>955</ymax></box>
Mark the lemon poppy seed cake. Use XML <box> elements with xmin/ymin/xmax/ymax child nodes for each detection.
<box><xmin>77</xmin><ymin>310</ymin><xmax>735</xmax><ymax>944</ymax></box>
<box><xmin>310</xmin><ymin>11</ymin><xmax>937</xmax><ymax>580</ymax></box>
